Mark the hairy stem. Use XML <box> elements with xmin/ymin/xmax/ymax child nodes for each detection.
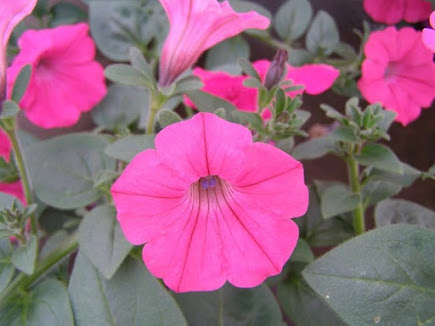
<box><xmin>346</xmin><ymin>154</ymin><xmax>365</xmax><ymax>235</ymax></box>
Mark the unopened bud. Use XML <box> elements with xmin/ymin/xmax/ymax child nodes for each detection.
<box><xmin>264</xmin><ymin>49</ymin><xmax>288</xmax><ymax>90</ymax></box>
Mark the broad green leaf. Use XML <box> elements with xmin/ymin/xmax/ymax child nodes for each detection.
<box><xmin>11</xmin><ymin>235</ymin><xmax>37</xmax><ymax>275</ymax></box>
<box><xmin>158</xmin><ymin>109</ymin><xmax>182</xmax><ymax>128</ymax></box>
<box><xmin>69</xmin><ymin>253</ymin><xmax>187</xmax><ymax>326</ymax></box>
<box><xmin>330</xmin><ymin>126</ymin><xmax>359</xmax><ymax>143</ymax></box>
<box><xmin>205</xmin><ymin>36</ymin><xmax>250</xmax><ymax>75</ymax></box>
<box><xmin>89</xmin><ymin>0</ymin><xmax>167</xmax><ymax>61</ymax></box>
<box><xmin>105</xmin><ymin>134</ymin><xmax>155</xmax><ymax>162</ymax></box>
<box><xmin>287</xmin><ymin>49</ymin><xmax>314</xmax><ymax>66</ymax></box>
<box><xmin>0</xmin><ymin>192</ymin><xmax>20</xmax><ymax>210</ymax></box>
<box><xmin>1</xmin><ymin>100</ymin><xmax>20</xmax><ymax>119</ymax></box>
<box><xmin>174</xmin><ymin>283</ymin><xmax>284</xmax><ymax>326</ymax></box>
<box><xmin>0</xmin><ymin>238</ymin><xmax>14</xmax><ymax>293</ymax></box>
<box><xmin>92</xmin><ymin>85</ymin><xmax>149</xmax><ymax>131</ymax></box>
<box><xmin>186</xmin><ymin>90</ymin><xmax>237</xmax><ymax>115</ymax></box>
<box><xmin>38</xmin><ymin>207</ymin><xmax>78</xmax><ymax>234</ymax></box>
<box><xmin>274</xmin><ymin>0</ymin><xmax>313</xmax><ymax>42</ymax></box>
<box><xmin>79</xmin><ymin>206</ymin><xmax>132</xmax><ymax>279</ymax></box>
<box><xmin>237</xmin><ymin>58</ymin><xmax>261</xmax><ymax>81</ymax></box>
<box><xmin>367</xmin><ymin>162</ymin><xmax>421</xmax><ymax>187</ymax></box>
<box><xmin>173</xmin><ymin>76</ymin><xmax>204</xmax><ymax>95</ymax></box>
<box><xmin>375</xmin><ymin>199</ymin><xmax>435</xmax><ymax>230</ymax></box>
<box><xmin>0</xmin><ymin>279</ymin><xmax>74</xmax><ymax>326</ymax></box>
<box><xmin>355</xmin><ymin>143</ymin><xmax>403</xmax><ymax>174</ymax></box>
<box><xmin>27</xmin><ymin>133</ymin><xmax>115</xmax><ymax>209</ymax></box>
<box><xmin>231</xmin><ymin>111</ymin><xmax>264</xmax><ymax>133</ymax></box>
<box><xmin>11</xmin><ymin>64</ymin><xmax>31</xmax><ymax>103</ymax></box>
<box><xmin>49</xmin><ymin>2</ymin><xmax>87</xmax><ymax>27</ymax></box>
<box><xmin>321</xmin><ymin>185</ymin><xmax>361</xmax><ymax>218</ymax></box>
<box><xmin>129</xmin><ymin>47</ymin><xmax>155</xmax><ymax>88</ymax></box>
<box><xmin>333</xmin><ymin>42</ymin><xmax>357</xmax><ymax>60</ymax></box>
<box><xmin>306</xmin><ymin>11</ymin><xmax>339</xmax><ymax>56</ymax></box>
<box><xmin>362</xmin><ymin>180</ymin><xmax>402</xmax><ymax>208</ymax></box>
<box><xmin>105</xmin><ymin>64</ymin><xmax>153</xmax><ymax>89</ymax></box>
<box><xmin>303</xmin><ymin>225</ymin><xmax>435</xmax><ymax>326</ymax></box>
<box><xmin>277</xmin><ymin>275</ymin><xmax>345</xmax><ymax>326</ymax></box>
<box><xmin>291</xmin><ymin>136</ymin><xmax>336</xmax><ymax>160</ymax></box>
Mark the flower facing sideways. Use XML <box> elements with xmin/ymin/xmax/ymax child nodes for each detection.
<box><xmin>158</xmin><ymin>0</ymin><xmax>270</xmax><ymax>86</ymax></box>
<box><xmin>112</xmin><ymin>113</ymin><xmax>308</xmax><ymax>292</ymax></box>
<box><xmin>363</xmin><ymin>0</ymin><xmax>432</xmax><ymax>25</ymax></box>
<box><xmin>358</xmin><ymin>27</ymin><xmax>435</xmax><ymax>126</ymax></box>
<box><xmin>422</xmin><ymin>11</ymin><xmax>435</xmax><ymax>53</ymax></box>
<box><xmin>7</xmin><ymin>23</ymin><xmax>107</xmax><ymax>128</ymax></box>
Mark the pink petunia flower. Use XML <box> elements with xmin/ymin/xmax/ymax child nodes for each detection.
<box><xmin>0</xmin><ymin>0</ymin><xmax>37</xmax><ymax>104</ymax></box>
<box><xmin>111</xmin><ymin>113</ymin><xmax>308</xmax><ymax>292</ymax></box>
<box><xmin>184</xmin><ymin>61</ymin><xmax>339</xmax><ymax>114</ymax></box>
<box><xmin>158</xmin><ymin>0</ymin><xmax>270</xmax><ymax>86</ymax></box>
<box><xmin>363</xmin><ymin>0</ymin><xmax>432</xmax><ymax>25</ymax></box>
<box><xmin>0</xmin><ymin>180</ymin><xmax>25</xmax><ymax>205</ymax></box>
<box><xmin>422</xmin><ymin>11</ymin><xmax>435</xmax><ymax>53</ymax></box>
<box><xmin>0</xmin><ymin>129</ymin><xmax>12</xmax><ymax>162</ymax></box>
<box><xmin>358</xmin><ymin>27</ymin><xmax>435</xmax><ymax>126</ymax></box>
<box><xmin>7</xmin><ymin>23</ymin><xmax>107</xmax><ymax>128</ymax></box>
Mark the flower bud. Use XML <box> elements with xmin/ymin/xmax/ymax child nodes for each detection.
<box><xmin>264</xmin><ymin>49</ymin><xmax>288</xmax><ymax>90</ymax></box>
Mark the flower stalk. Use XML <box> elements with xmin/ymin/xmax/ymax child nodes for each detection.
<box><xmin>346</xmin><ymin>145</ymin><xmax>365</xmax><ymax>235</ymax></box>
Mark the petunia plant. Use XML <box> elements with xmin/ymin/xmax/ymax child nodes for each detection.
<box><xmin>0</xmin><ymin>0</ymin><xmax>434</xmax><ymax>325</ymax></box>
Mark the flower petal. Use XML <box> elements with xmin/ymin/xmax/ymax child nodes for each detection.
<box><xmin>286</xmin><ymin>64</ymin><xmax>339</xmax><ymax>95</ymax></box>
<box><xmin>0</xmin><ymin>180</ymin><xmax>25</xmax><ymax>204</ymax></box>
<box><xmin>155</xmin><ymin>113</ymin><xmax>252</xmax><ymax>183</ymax></box>
<box><xmin>422</xmin><ymin>28</ymin><xmax>435</xmax><ymax>53</ymax></box>
<box><xmin>0</xmin><ymin>129</ymin><xmax>11</xmax><ymax>162</ymax></box>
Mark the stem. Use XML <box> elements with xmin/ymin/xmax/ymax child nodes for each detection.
<box><xmin>346</xmin><ymin>154</ymin><xmax>365</xmax><ymax>235</ymax></box>
<box><xmin>146</xmin><ymin>92</ymin><xmax>166</xmax><ymax>134</ymax></box>
<box><xmin>5</xmin><ymin>123</ymin><xmax>36</xmax><ymax>235</ymax></box>
<box><xmin>0</xmin><ymin>239</ymin><xmax>78</xmax><ymax>305</ymax></box>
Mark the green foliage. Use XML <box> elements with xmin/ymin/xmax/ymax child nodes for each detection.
<box><xmin>274</xmin><ymin>0</ymin><xmax>313</xmax><ymax>43</ymax></box>
<box><xmin>89</xmin><ymin>0</ymin><xmax>167</xmax><ymax>61</ymax></box>
<box><xmin>186</xmin><ymin>90</ymin><xmax>237</xmax><ymax>115</ymax></box>
<box><xmin>0</xmin><ymin>239</ymin><xmax>14</xmax><ymax>293</ymax></box>
<box><xmin>105</xmin><ymin>134</ymin><xmax>155</xmax><ymax>162</ymax></box>
<box><xmin>0</xmin><ymin>101</ymin><xmax>20</xmax><ymax>119</ymax></box>
<box><xmin>0</xmin><ymin>279</ymin><xmax>74</xmax><ymax>326</ymax></box>
<box><xmin>320</xmin><ymin>185</ymin><xmax>361</xmax><ymax>219</ymax></box>
<box><xmin>205</xmin><ymin>36</ymin><xmax>250</xmax><ymax>74</ymax></box>
<box><xmin>26</xmin><ymin>133</ymin><xmax>115</xmax><ymax>209</ymax></box>
<box><xmin>158</xmin><ymin>109</ymin><xmax>182</xmax><ymax>128</ymax></box>
<box><xmin>355</xmin><ymin>144</ymin><xmax>403</xmax><ymax>174</ymax></box>
<box><xmin>375</xmin><ymin>199</ymin><xmax>435</xmax><ymax>229</ymax></box>
<box><xmin>291</xmin><ymin>136</ymin><xmax>337</xmax><ymax>160</ymax></box>
<box><xmin>306</xmin><ymin>11</ymin><xmax>339</xmax><ymax>56</ymax></box>
<box><xmin>11</xmin><ymin>235</ymin><xmax>37</xmax><ymax>275</ymax></box>
<box><xmin>69</xmin><ymin>253</ymin><xmax>187</xmax><ymax>326</ymax></box>
<box><xmin>11</xmin><ymin>65</ymin><xmax>32</xmax><ymax>103</ymax></box>
<box><xmin>174</xmin><ymin>283</ymin><xmax>284</xmax><ymax>326</ymax></box>
<box><xmin>105</xmin><ymin>64</ymin><xmax>154</xmax><ymax>90</ymax></box>
<box><xmin>173</xmin><ymin>76</ymin><xmax>204</xmax><ymax>95</ymax></box>
<box><xmin>92</xmin><ymin>85</ymin><xmax>148</xmax><ymax>131</ymax></box>
<box><xmin>49</xmin><ymin>2</ymin><xmax>87</xmax><ymax>27</ymax></box>
<box><xmin>303</xmin><ymin>225</ymin><xmax>435</xmax><ymax>326</ymax></box>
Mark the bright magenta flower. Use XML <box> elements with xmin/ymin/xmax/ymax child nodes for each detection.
<box><xmin>0</xmin><ymin>0</ymin><xmax>37</xmax><ymax>103</ymax></box>
<box><xmin>0</xmin><ymin>129</ymin><xmax>11</xmax><ymax>162</ymax></box>
<box><xmin>363</xmin><ymin>0</ymin><xmax>431</xmax><ymax>24</ymax></box>
<box><xmin>7</xmin><ymin>23</ymin><xmax>107</xmax><ymax>128</ymax></box>
<box><xmin>112</xmin><ymin>113</ymin><xmax>308</xmax><ymax>292</ymax></box>
<box><xmin>185</xmin><ymin>61</ymin><xmax>339</xmax><ymax>115</ymax></box>
<box><xmin>423</xmin><ymin>11</ymin><xmax>435</xmax><ymax>53</ymax></box>
<box><xmin>0</xmin><ymin>181</ymin><xmax>25</xmax><ymax>204</ymax></box>
<box><xmin>158</xmin><ymin>0</ymin><xmax>270</xmax><ymax>86</ymax></box>
<box><xmin>358</xmin><ymin>27</ymin><xmax>435</xmax><ymax>126</ymax></box>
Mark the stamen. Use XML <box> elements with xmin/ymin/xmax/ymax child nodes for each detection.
<box><xmin>200</xmin><ymin>176</ymin><xmax>217</xmax><ymax>189</ymax></box>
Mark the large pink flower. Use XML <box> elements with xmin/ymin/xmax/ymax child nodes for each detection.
<box><xmin>7</xmin><ymin>23</ymin><xmax>107</xmax><ymax>128</ymax></box>
<box><xmin>423</xmin><ymin>11</ymin><xmax>435</xmax><ymax>53</ymax></box>
<box><xmin>111</xmin><ymin>113</ymin><xmax>308</xmax><ymax>292</ymax></box>
<box><xmin>0</xmin><ymin>0</ymin><xmax>37</xmax><ymax>103</ymax></box>
<box><xmin>158</xmin><ymin>0</ymin><xmax>270</xmax><ymax>86</ymax></box>
<box><xmin>363</xmin><ymin>0</ymin><xmax>432</xmax><ymax>24</ymax></box>
<box><xmin>0</xmin><ymin>129</ymin><xmax>11</xmax><ymax>162</ymax></box>
<box><xmin>358</xmin><ymin>27</ymin><xmax>435</xmax><ymax>126</ymax></box>
<box><xmin>0</xmin><ymin>181</ymin><xmax>25</xmax><ymax>204</ymax></box>
<box><xmin>185</xmin><ymin>61</ymin><xmax>339</xmax><ymax>113</ymax></box>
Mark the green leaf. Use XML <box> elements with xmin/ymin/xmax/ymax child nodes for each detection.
<box><xmin>330</xmin><ymin>126</ymin><xmax>359</xmax><ymax>143</ymax></box>
<box><xmin>306</xmin><ymin>11</ymin><xmax>339</xmax><ymax>56</ymax></box>
<box><xmin>287</xmin><ymin>49</ymin><xmax>314</xmax><ymax>66</ymax></box>
<box><xmin>362</xmin><ymin>180</ymin><xmax>402</xmax><ymax>208</ymax></box>
<box><xmin>173</xmin><ymin>76</ymin><xmax>204</xmax><ymax>95</ymax></box>
<box><xmin>238</xmin><ymin>58</ymin><xmax>261</xmax><ymax>81</ymax></box>
<box><xmin>158</xmin><ymin>109</ymin><xmax>182</xmax><ymax>128</ymax></box>
<box><xmin>205</xmin><ymin>36</ymin><xmax>250</xmax><ymax>75</ymax></box>
<box><xmin>0</xmin><ymin>192</ymin><xmax>21</xmax><ymax>211</ymax></box>
<box><xmin>1</xmin><ymin>100</ymin><xmax>20</xmax><ymax>119</ymax></box>
<box><xmin>89</xmin><ymin>0</ymin><xmax>167</xmax><ymax>61</ymax></box>
<box><xmin>321</xmin><ymin>185</ymin><xmax>361</xmax><ymax>218</ymax></box>
<box><xmin>92</xmin><ymin>85</ymin><xmax>148</xmax><ymax>131</ymax></box>
<box><xmin>69</xmin><ymin>253</ymin><xmax>187</xmax><ymax>326</ymax></box>
<box><xmin>355</xmin><ymin>143</ymin><xmax>403</xmax><ymax>174</ymax></box>
<box><xmin>186</xmin><ymin>90</ymin><xmax>237</xmax><ymax>115</ymax></box>
<box><xmin>49</xmin><ymin>2</ymin><xmax>87</xmax><ymax>27</ymax></box>
<box><xmin>333</xmin><ymin>42</ymin><xmax>357</xmax><ymax>60</ymax></box>
<box><xmin>231</xmin><ymin>111</ymin><xmax>264</xmax><ymax>133</ymax></box>
<box><xmin>27</xmin><ymin>133</ymin><xmax>115</xmax><ymax>209</ymax></box>
<box><xmin>0</xmin><ymin>279</ymin><xmax>74</xmax><ymax>326</ymax></box>
<box><xmin>367</xmin><ymin>162</ymin><xmax>420</xmax><ymax>187</ymax></box>
<box><xmin>173</xmin><ymin>283</ymin><xmax>284</xmax><ymax>326</ymax></box>
<box><xmin>11</xmin><ymin>64</ymin><xmax>31</xmax><ymax>103</ymax></box>
<box><xmin>274</xmin><ymin>0</ymin><xmax>313</xmax><ymax>42</ymax></box>
<box><xmin>375</xmin><ymin>199</ymin><xmax>435</xmax><ymax>230</ymax></box>
<box><xmin>0</xmin><ymin>238</ymin><xmax>14</xmax><ymax>293</ymax></box>
<box><xmin>11</xmin><ymin>235</ymin><xmax>37</xmax><ymax>275</ymax></box>
<box><xmin>79</xmin><ymin>206</ymin><xmax>132</xmax><ymax>279</ymax></box>
<box><xmin>105</xmin><ymin>64</ymin><xmax>153</xmax><ymax>89</ymax></box>
<box><xmin>129</xmin><ymin>47</ymin><xmax>155</xmax><ymax>88</ymax></box>
<box><xmin>105</xmin><ymin>134</ymin><xmax>155</xmax><ymax>162</ymax></box>
<box><xmin>303</xmin><ymin>224</ymin><xmax>435</xmax><ymax>326</ymax></box>
<box><xmin>291</xmin><ymin>137</ymin><xmax>336</xmax><ymax>160</ymax></box>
